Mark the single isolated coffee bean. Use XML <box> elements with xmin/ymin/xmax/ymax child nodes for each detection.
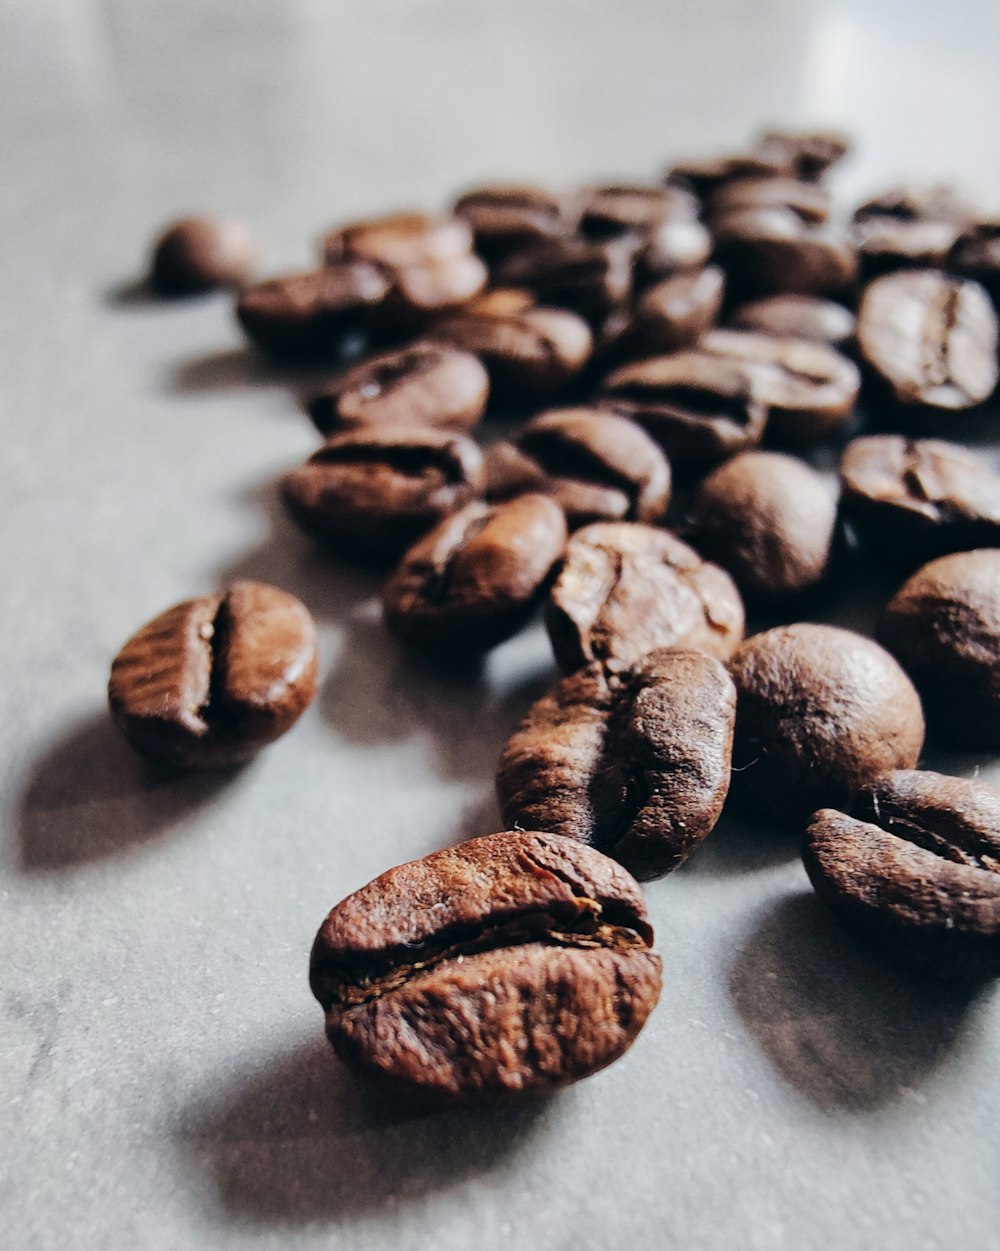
<box><xmin>323</xmin><ymin>211</ymin><xmax>474</xmax><ymax>269</ymax></box>
<box><xmin>804</xmin><ymin>770</ymin><xmax>1000</xmax><ymax>976</ymax></box>
<box><xmin>453</xmin><ymin>185</ymin><xmax>572</xmax><ymax>259</ymax></box>
<box><xmin>150</xmin><ymin>216</ymin><xmax>255</xmax><ymax>295</ymax></box>
<box><xmin>108</xmin><ymin>581</ymin><xmax>318</xmax><ymax>769</ymax></box>
<box><xmin>383</xmin><ymin>494</ymin><xmax>568</xmax><ymax>651</ymax></box>
<box><xmin>856</xmin><ymin>269</ymin><xmax>999</xmax><ymax>410</ymax></box>
<box><xmin>879</xmin><ymin>549</ymin><xmax>1000</xmax><ymax>748</ymax></box>
<box><xmin>281</xmin><ymin>426</ymin><xmax>484</xmax><ymax>560</ymax></box>
<box><xmin>840</xmin><ymin>435</ymin><xmax>1000</xmax><ymax>568</ymax></box>
<box><xmin>606</xmin><ymin>266</ymin><xmax>725</xmax><ymax>360</ymax></box>
<box><xmin>712</xmin><ymin>206</ymin><xmax>858</xmax><ymax>297</ymax></box>
<box><xmin>546</xmin><ymin>522</ymin><xmax>745</xmax><ymax>673</ymax></box>
<box><xmin>689</xmin><ymin>451</ymin><xmax>839</xmax><ymax>598</ymax></box>
<box><xmin>497</xmin><ymin>649</ymin><xmax>736</xmax><ymax>879</ymax></box>
<box><xmin>729</xmin><ymin>623</ymin><xmax>924</xmax><ymax>821</ymax></box>
<box><xmin>309</xmin><ymin>830</ymin><xmax>663</xmax><ymax>1102</ymax></box>
<box><xmin>307</xmin><ymin>343</ymin><xmax>489</xmax><ymax>436</ymax></box>
<box><xmin>495</xmin><ymin>236</ymin><xmax>636</xmax><ymax>322</ymax></box>
<box><xmin>727</xmin><ymin>294</ymin><xmax>856</xmax><ymax>346</ymax></box>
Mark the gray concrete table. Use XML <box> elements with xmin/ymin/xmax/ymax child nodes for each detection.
<box><xmin>3</xmin><ymin>2</ymin><xmax>1000</xmax><ymax>1248</ymax></box>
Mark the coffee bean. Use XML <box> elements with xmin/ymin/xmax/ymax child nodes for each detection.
<box><xmin>453</xmin><ymin>185</ymin><xmax>571</xmax><ymax>259</ymax></box>
<box><xmin>878</xmin><ymin>549</ymin><xmax>1000</xmax><ymax>747</ymax></box>
<box><xmin>577</xmin><ymin>184</ymin><xmax>697</xmax><ymax>237</ymax></box>
<box><xmin>854</xmin><ymin>184</ymin><xmax>976</xmax><ymax>227</ymax></box>
<box><xmin>236</xmin><ymin>264</ymin><xmax>390</xmax><ymax>359</ymax></box>
<box><xmin>804</xmin><ymin>770</ymin><xmax>1000</xmax><ymax>976</ymax></box>
<box><xmin>546</xmin><ymin>522</ymin><xmax>745</xmax><ymax>673</ymax></box>
<box><xmin>383</xmin><ymin>494</ymin><xmax>567</xmax><ymax>650</ymax></box>
<box><xmin>706</xmin><ymin>177</ymin><xmax>831</xmax><ymax>225</ymax></box>
<box><xmin>727</xmin><ymin>295</ymin><xmax>855</xmax><ymax>346</ymax></box>
<box><xmin>856</xmin><ymin>270</ymin><xmax>999</xmax><ymax>409</ymax></box>
<box><xmin>690</xmin><ymin>451</ymin><xmax>839</xmax><ymax>598</ymax></box>
<box><xmin>324</xmin><ymin>211</ymin><xmax>474</xmax><ymax>268</ymax></box>
<box><xmin>383</xmin><ymin>253</ymin><xmax>488</xmax><ymax>322</ymax></box>
<box><xmin>309</xmin><ymin>830</ymin><xmax>662</xmax><ymax>1101</ymax></box>
<box><xmin>281</xmin><ymin>426</ymin><xmax>484</xmax><ymax>560</ymax></box>
<box><xmin>494</xmin><ymin>236</ymin><xmax>636</xmax><ymax>321</ymax></box>
<box><xmin>840</xmin><ymin>435</ymin><xmax>1000</xmax><ymax>568</ymax></box>
<box><xmin>665</xmin><ymin>151</ymin><xmax>793</xmax><ymax>199</ymax></box>
<box><xmin>150</xmin><ymin>217</ymin><xmax>255</xmax><ymax>295</ymax></box>
<box><xmin>497</xmin><ymin>649</ymin><xmax>735</xmax><ymax>879</ymax></box>
<box><xmin>607</xmin><ymin>266</ymin><xmax>725</xmax><ymax>359</ymax></box>
<box><xmin>638</xmin><ymin>215</ymin><xmax>713</xmax><ymax>281</ymax></box>
<box><xmin>753</xmin><ymin>129</ymin><xmax>850</xmax><ymax>181</ymax></box>
<box><xmin>713</xmin><ymin>207</ymin><xmax>858</xmax><ymax>296</ymax></box>
<box><xmin>465</xmin><ymin>287</ymin><xmax>537</xmax><ymax>317</ymax></box>
<box><xmin>108</xmin><ymin>581</ymin><xmax>318</xmax><ymax>768</ymax></box>
<box><xmin>729</xmin><ymin>624</ymin><xmax>924</xmax><ymax>821</ymax></box>
<box><xmin>852</xmin><ymin>185</ymin><xmax>976</xmax><ymax>278</ymax></box>
<box><xmin>949</xmin><ymin>219</ymin><xmax>1000</xmax><ymax>304</ymax></box>
<box><xmin>307</xmin><ymin>343</ymin><xmax>489</xmax><ymax>436</ymax></box>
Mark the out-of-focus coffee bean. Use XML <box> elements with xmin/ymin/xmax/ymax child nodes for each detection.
<box><xmin>323</xmin><ymin>211</ymin><xmax>474</xmax><ymax>268</ymax></box>
<box><xmin>453</xmin><ymin>186</ymin><xmax>572</xmax><ymax>259</ymax></box>
<box><xmin>607</xmin><ymin>266</ymin><xmax>725</xmax><ymax>360</ymax></box>
<box><xmin>150</xmin><ymin>217</ymin><xmax>255</xmax><ymax>294</ymax></box>
<box><xmin>713</xmin><ymin>206</ymin><xmax>858</xmax><ymax>296</ymax></box>
<box><xmin>949</xmin><ymin>220</ymin><xmax>1000</xmax><ymax>303</ymax></box>
<box><xmin>727</xmin><ymin>294</ymin><xmax>855</xmax><ymax>346</ymax></box>
<box><xmin>707</xmin><ymin>177</ymin><xmax>831</xmax><ymax>224</ymax></box>
<box><xmin>754</xmin><ymin>129</ymin><xmax>851</xmax><ymax>181</ymax></box>
<box><xmin>494</xmin><ymin>236</ymin><xmax>636</xmax><ymax>321</ymax></box>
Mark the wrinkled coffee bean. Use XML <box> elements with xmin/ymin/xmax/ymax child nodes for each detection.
<box><xmin>606</xmin><ymin>266</ymin><xmax>725</xmax><ymax>360</ymax></box>
<box><xmin>879</xmin><ymin>549</ymin><xmax>1000</xmax><ymax>747</ymax></box>
<box><xmin>546</xmin><ymin>522</ymin><xmax>744</xmax><ymax>673</ymax></box>
<box><xmin>323</xmin><ymin>211</ymin><xmax>474</xmax><ymax>268</ymax></box>
<box><xmin>707</xmin><ymin>177</ymin><xmax>831</xmax><ymax>225</ymax></box>
<box><xmin>804</xmin><ymin>770</ymin><xmax>1000</xmax><ymax>976</ymax></box>
<box><xmin>713</xmin><ymin>206</ymin><xmax>858</xmax><ymax>296</ymax></box>
<box><xmin>949</xmin><ymin>220</ymin><xmax>1000</xmax><ymax>303</ymax></box>
<box><xmin>497</xmin><ymin>649</ymin><xmax>735</xmax><ymax>879</ymax></box>
<box><xmin>856</xmin><ymin>269</ymin><xmax>999</xmax><ymax>409</ymax></box>
<box><xmin>754</xmin><ymin>129</ymin><xmax>850</xmax><ymax>181</ymax></box>
<box><xmin>727</xmin><ymin>294</ymin><xmax>855</xmax><ymax>346</ymax></box>
<box><xmin>307</xmin><ymin>343</ymin><xmax>489</xmax><ymax>435</ymax></box>
<box><xmin>383</xmin><ymin>494</ymin><xmax>567</xmax><ymax>650</ymax></box>
<box><xmin>495</xmin><ymin>236</ymin><xmax>636</xmax><ymax>321</ymax></box>
<box><xmin>729</xmin><ymin>623</ymin><xmax>924</xmax><ymax>820</ymax></box>
<box><xmin>309</xmin><ymin>830</ymin><xmax>662</xmax><ymax>1102</ymax></box>
<box><xmin>840</xmin><ymin>435</ymin><xmax>1000</xmax><ymax>567</ymax></box>
<box><xmin>108</xmin><ymin>581</ymin><xmax>318</xmax><ymax>768</ymax></box>
<box><xmin>690</xmin><ymin>451</ymin><xmax>839</xmax><ymax>598</ymax></box>
<box><xmin>281</xmin><ymin>426</ymin><xmax>484</xmax><ymax>559</ymax></box>
<box><xmin>453</xmin><ymin>185</ymin><xmax>571</xmax><ymax>259</ymax></box>
<box><xmin>150</xmin><ymin>216</ymin><xmax>255</xmax><ymax>295</ymax></box>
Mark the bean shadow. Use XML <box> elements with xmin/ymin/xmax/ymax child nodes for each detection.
<box><xmin>16</xmin><ymin>713</ymin><xmax>241</xmax><ymax>871</ymax></box>
<box><xmin>728</xmin><ymin>892</ymin><xmax>991</xmax><ymax>1112</ymax></box>
<box><xmin>679</xmin><ymin>803</ymin><xmax>799</xmax><ymax>876</ymax></box>
<box><xmin>169</xmin><ymin>346</ymin><xmax>337</xmax><ymax>399</ymax></box>
<box><xmin>174</xmin><ymin>1033</ymin><xmax>556</xmax><ymax>1225</ymax></box>
<box><xmin>105</xmin><ymin>278</ymin><xmax>162</xmax><ymax>307</ymax></box>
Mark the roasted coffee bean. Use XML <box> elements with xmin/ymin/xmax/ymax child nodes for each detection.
<box><xmin>804</xmin><ymin>771</ymin><xmax>1000</xmax><ymax>976</ymax></box>
<box><xmin>108</xmin><ymin>581</ymin><xmax>318</xmax><ymax>769</ymax></box>
<box><xmin>465</xmin><ymin>287</ymin><xmax>537</xmax><ymax>317</ymax></box>
<box><xmin>665</xmin><ymin>151</ymin><xmax>793</xmax><ymax>199</ymax></box>
<box><xmin>497</xmin><ymin>649</ymin><xmax>735</xmax><ymax>879</ymax></box>
<box><xmin>753</xmin><ymin>129</ymin><xmax>850</xmax><ymax>181</ymax></box>
<box><xmin>727</xmin><ymin>294</ymin><xmax>855</xmax><ymax>346</ymax></box>
<box><xmin>638</xmin><ymin>215</ymin><xmax>714</xmax><ymax>281</ymax></box>
<box><xmin>607</xmin><ymin>266</ymin><xmax>725</xmax><ymax>359</ymax></box>
<box><xmin>236</xmin><ymin>264</ymin><xmax>390</xmax><ymax>359</ymax></box>
<box><xmin>150</xmin><ymin>216</ymin><xmax>255</xmax><ymax>295</ymax></box>
<box><xmin>309</xmin><ymin>830</ymin><xmax>662</xmax><ymax>1102</ymax></box>
<box><xmin>383</xmin><ymin>494</ymin><xmax>567</xmax><ymax>650</ymax></box>
<box><xmin>878</xmin><ymin>549</ymin><xmax>1000</xmax><ymax>747</ymax></box>
<box><xmin>729</xmin><ymin>624</ymin><xmax>924</xmax><ymax>821</ymax></box>
<box><xmin>307</xmin><ymin>343</ymin><xmax>489</xmax><ymax>436</ymax></box>
<box><xmin>453</xmin><ymin>185</ymin><xmax>571</xmax><ymax>259</ymax></box>
<box><xmin>546</xmin><ymin>522</ymin><xmax>744</xmax><ymax>673</ymax></box>
<box><xmin>840</xmin><ymin>435</ymin><xmax>1000</xmax><ymax>567</ymax></box>
<box><xmin>713</xmin><ymin>207</ymin><xmax>858</xmax><ymax>296</ymax></box>
<box><xmin>323</xmin><ymin>211</ymin><xmax>474</xmax><ymax>268</ymax></box>
<box><xmin>601</xmin><ymin>351</ymin><xmax>768</xmax><ymax>467</ymax></box>
<box><xmin>706</xmin><ymin>177</ymin><xmax>831</xmax><ymax>224</ymax></box>
<box><xmin>690</xmin><ymin>451</ymin><xmax>838</xmax><ymax>598</ymax></box>
<box><xmin>383</xmin><ymin>253</ymin><xmax>488</xmax><ymax>322</ymax></box>
<box><xmin>854</xmin><ymin>184</ymin><xmax>976</xmax><ymax>227</ymax></box>
<box><xmin>949</xmin><ymin>220</ymin><xmax>1000</xmax><ymax>303</ymax></box>
<box><xmin>856</xmin><ymin>270</ymin><xmax>999</xmax><ymax>409</ymax></box>
<box><xmin>852</xmin><ymin>185</ymin><xmax>976</xmax><ymax>277</ymax></box>
<box><xmin>577</xmin><ymin>184</ymin><xmax>697</xmax><ymax>237</ymax></box>
<box><xmin>495</xmin><ymin>236</ymin><xmax>636</xmax><ymax>321</ymax></box>
<box><xmin>697</xmin><ymin>329</ymin><xmax>860</xmax><ymax>443</ymax></box>
<box><xmin>485</xmin><ymin>407</ymin><xmax>671</xmax><ymax>528</ymax></box>
<box><xmin>281</xmin><ymin>426</ymin><xmax>484</xmax><ymax>560</ymax></box>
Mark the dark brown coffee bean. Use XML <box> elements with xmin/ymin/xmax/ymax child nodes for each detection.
<box><xmin>713</xmin><ymin>207</ymin><xmax>858</xmax><ymax>296</ymax></box>
<box><xmin>950</xmin><ymin>220</ymin><xmax>1000</xmax><ymax>303</ymax></box>
<box><xmin>851</xmin><ymin>185</ymin><xmax>977</xmax><ymax>277</ymax></box>
<box><xmin>804</xmin><ymin>770</ymin><xmax>1000</xmax><ymax>977</ymax></box>
<box><xmin>707</xmin><ymin>177</ymin><xmax>831</xmax><ymax>224</ymax></box>
<box><xmin>857</xmin><ymin>270</ymin><xmax>999</xmax><ymax>409</ymax></box>
<box><xmin>383</xmin><ymin>253</ymin><xmax>488</xmax><ymax>322</ymax></box>
<box><xmin>665</xmin><ymin>151</ymin><xmax>793</xmax><ymax>199</ymax></box>
<box><xmin>607</xmin><ymin>266</ymin><xmax>725</xmax><ymax>359</ymax></box>
<box><xmin>497</xmin><ymin>649</ymin><xmax>735</xmax><ymax>879</ymax></box>
<box><xmin>453</xmin><ymin>185</ymin><xmax>571</xmax><ymax>258</ymax></box>
<box><xmin>754</xmin><ymin>129</ymin><xmax>851</xmax><ymax>181</ymax></box>
<box><xmin>638</xmin><ymin>215</ymin><xmax>714</xmax><ymax>281</ymax></box>
<box><xmin>309</xmin><ymin>830</ymin><xmax>662</xmax><ymax>1102</ymax></box>
<box><xmin>546</xmin><ymin>522</ymin><xmax>745</xmax><ymax>673</ymax></box>
<box><xmin>690</xmin><ymin>451</ymin><xmax>838</xmax><ymax>598</ymax></box>
<box><xmin>236</xmin><ymin>265</ymin><xmax>390</xmax><ymax>359</ymax></box>
<box><xmin>281</xmin><ymin>426</ymin><xmax>484</xmax><ymax>560</ymax></box>
<box><xmin>878</xmin><ymin>549</ymin><xmax>1000</xmax><ymax>747</ymax></box>
<box><xmin>383</xmin><ymin>494</ymin><xmax>567</xmax><ymax>650</ymax></box>
<box><xmin>323</xmin><ymin>211</ymin><xmax>474</xmax><ymax>268</ymax></box>
<box><xmin>727</xmin><ymin>294</ymin><xmax>855</xmax><ymax>346</ymax></box>
<box><xmin>601</xmin><ymin>351</ymin><xmax>768</xmax><ymax>467</ymax></box>
<box><xmin>840</xmin><ymin>435</ymin><xmax>1000</xmax><ymax>568</ymax></box>
<box><xmin>464</xmin><ymin>287</ymin><xmax>537</xmax><ymax>317</ymax></box>
<box><xmin>150</xmin><ymin>217</ymin><xmax>255</xmax><ymax>295</ymax></box>
<box><xmin>108</xmin><ymin>581</ymin><xmax>318</xmax><ymax>769</ymax></box>
<box><xmin>307</xmin><ymin>343</ymin><xmax>489</xmax><ymax>436</ymax></box>
<box><xmin>494</xmin><ymin>236</ymin><xmax>636</xmax><ymax>321</ymax></box>
<box><xmin>854</xmin><ymin>184</ymin><xmax>977</xmax><ymax>227</ymax></box>
<box><xmin>577</xmin><ymin>184</ymin><xmax>697</xmax><ymax>236</ymax></box>
<box><xmin>729</xmin><ymin>624</ymin><xmax>925</xmax><ymax>821</ymax></box>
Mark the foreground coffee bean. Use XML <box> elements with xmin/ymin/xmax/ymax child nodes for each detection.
<box><xmin>879</xmin><ymin>549</ymin><xmax>1000</xmax><ymax>747</ymax></box>
<box><xmin>727</xmin><ymin>294</ymin><xmax>855</xmax><ymax>346</ymax></box>
<box><xmin>804</xmin><ymin>770</ymin><xmax>1000</xmax><ymax>976</ymax></box>
<box><xmin>383</xmin><ymin>494</ymin><xmax>567</xmax><ymax>650</ymax></box>
<box><xmin>546</xmin><ymin>522</ymin><xmax>744</xmax><ymax>673</ymax></box>
<box><xmin>281</xmin><ymin>426</ymin><xmax>484</xmax><ymax>560</ymax></box>
<box><xmin>856</xmin><ymin>269</ymin><xmax>999</xmax><ymax>409</ymax></box>
<box><xmin>840</xmin><ymin>435</ymin><xmax>1000</xmax><ymax>567</ymax></box>
<box><xmin>108</xmin><ymin>581</ymin><xmax>318</xmax><ymax>768</ymax></box>
<box><xmin>690</xmin><ymin>451</ymin><xmax>838</xmax><ymax>598</ymax></box>
<box><xmin>712</xmin><ymin>206</ymin><xmax>858</xmax><ymax>296</ymax></box>
<box><xmin>307</xmin><ymin>343</ymin><xmax>489</xmax><ymax>435</ymax></box>
<box><xmin>309</xmin><ymin>831</ymin><xmax>662</xmax><ymax>1101</ymax></box>
<box><xmin>606</xmin><ymin>266</ymin><xmax>725</xmax><ymax>359</ymax></box>
<box><xmin>150</xmin><ymin>217</ymin><xmax>255</xmax><ymax>295</ymax></box>
<box><xmin>497</xmin><ymin>649</ymin><xmax>735</xmax><ymax>879</ymax></box>
<box><xmin>729</xmin><ymin>624</ymin><xmax>924</xmax><ymax>820</ymax></box>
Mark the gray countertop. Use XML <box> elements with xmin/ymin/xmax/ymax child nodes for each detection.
<box><xmin>3</xmin><ymin>2</ymin><xmax>1000</xmax><ymax>1248</ymax></box>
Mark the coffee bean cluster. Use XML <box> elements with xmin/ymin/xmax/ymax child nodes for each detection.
<box><xmin>118</xmin><ymin>127</ymin><xmax>1000</xmax><ymax>1103</ymax></box>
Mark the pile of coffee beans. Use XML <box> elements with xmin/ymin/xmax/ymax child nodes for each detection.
<box><xmin>120</xmin><ymin>126</ymin><xmax>1000</xmax><ymax>1102</ymax></box>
